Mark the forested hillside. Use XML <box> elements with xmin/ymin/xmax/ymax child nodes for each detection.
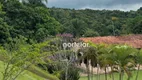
<box><xmin>0</xmin><ymin>0</ymin><xmax>61</xmax><ymax>44</ymax></box>
<box><xmin>49</xmin><ymin>7</ymin><xmax>142</xmax><ymax>37</ymax></box>
<box><xmin>0</xmin><ymin>0</ymin><xmax>142</xmax><ymax>45</ymax></box>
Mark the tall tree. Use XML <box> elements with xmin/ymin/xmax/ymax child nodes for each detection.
<box><xmin>112</xmin><ymin>45</ymin><xmax>137</xmax><ymax>80</ymax></box>
<box><xmin>3</xmin><ymin>0</ymin><xmax>61</xmax><ymax>43</ymax></box>
<box><xmin>0</xmin><ymin>3</ymin><xmax>10</xmax><ymax>44</ymax></box>
<box><xmin>135</xmin><ymin>49</ymin><xmax>142</xmax><ymax>80</ymax></box>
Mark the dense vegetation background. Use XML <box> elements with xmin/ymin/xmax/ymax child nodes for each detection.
<box><xmin>49</xmin><ymin>7</ymin><xmax>142</xmax><ymax>37</ymax></box>
<box><xmin>0</xmin><ymin>0</ymin><xmax>61</xmax><ymax>44</ymax></box>
<box><xmin>0</xmin><ymin>0</ymin><xmax>142</xmax><ymax>80</ymax></box>
<box><xmin>0</xmin><ymin>0</ymin><xmax>142</xmax><ymax>45</ymax></box>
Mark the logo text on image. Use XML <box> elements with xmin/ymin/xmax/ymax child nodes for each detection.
<box><xmin>63</xmin><ymin>42</ymin><xmax>89</xmax><ymax>48</ymax></box>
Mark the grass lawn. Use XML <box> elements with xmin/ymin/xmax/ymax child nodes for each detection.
<box><xmin>0</xmin><ymin>61</ymin><xmax>45</xmax><ymax>80</ymax></box>
<box><xmin>0</xmin><ymin>53</ymin><xmax>59</xmax><ymax>80</ymax></box>
<box><xmin>80</xmin><ymin>71</ymin><xmax>142</xmax><ymax>80</ymax></box>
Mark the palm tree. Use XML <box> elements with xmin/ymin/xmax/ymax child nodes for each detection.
<box><xmin>112</xmin><ymin>45</ymin><xmax>137</xmax><ymax>80</ymax></box>
<box><xmin>98</xmin><ymin>54</ymin><xmax>109</xmax><ymax>80</ymax></box>
<box><xmin>77</xmin><ymin>46</ymin><xmax>97</xmax><ymax>80</ymax></box>
<box><xmin>84</xmin><ymin>47</ymin><xmax>97</xmax><ymax>80</ymax></box>
<box><xmin>135</xmin><ymin>49</ymin><xmax>142</xmax><ymax>80</ymax></box>
<box><xmin>89</xmin><ymin>42</ymin><xmax>107</xmax><ymax>80</ymax></box>
<box><xmin>97</xmin><ymin>45</ymin><xmax>115</xmax><ymax>80</ymax></box>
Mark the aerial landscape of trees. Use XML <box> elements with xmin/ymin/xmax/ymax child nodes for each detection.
<box><xmin>0</xmin><ymin>0</ymin><xmax>142</xmax><ymax>80</ymax></box>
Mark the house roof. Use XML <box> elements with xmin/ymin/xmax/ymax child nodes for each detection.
<box><xmin>80</xmin><ymin>34</ymin><xmax>142</xmax><ymax>48</ymax></box>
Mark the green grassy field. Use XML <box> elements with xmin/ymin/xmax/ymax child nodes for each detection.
<box><xmin>0</xmin><ymin>61</ymin><xmax>45</xmax><ymax>80</ymax></box>
<box><xmin>1</xmin><ymin>60</ymin><xmax>142</xmax><ymax>80</ymax></box>
<box><xmin>80</xmin><ymin>71</ymin><xmax>142</xmax><ymax>80</ymax></box>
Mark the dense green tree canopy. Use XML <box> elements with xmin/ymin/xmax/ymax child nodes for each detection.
<box><xmin>49</xmin><ymin>8</ymin><xmax>142</xmax><ymax>37</ymax></box>
<box><xmin>0</xmin><ymin>0</ymin><xmax>61</xmax><ymax>44</ymax></box>
<box><xmin>0</xmin><ymin>0</ymin><xmax>142</xmax><ymax>44</ymax></box>
<box><xmin>0</xmin><ymin>3</ymin><xmax>10</xmax><ymax>44</ymax></box>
